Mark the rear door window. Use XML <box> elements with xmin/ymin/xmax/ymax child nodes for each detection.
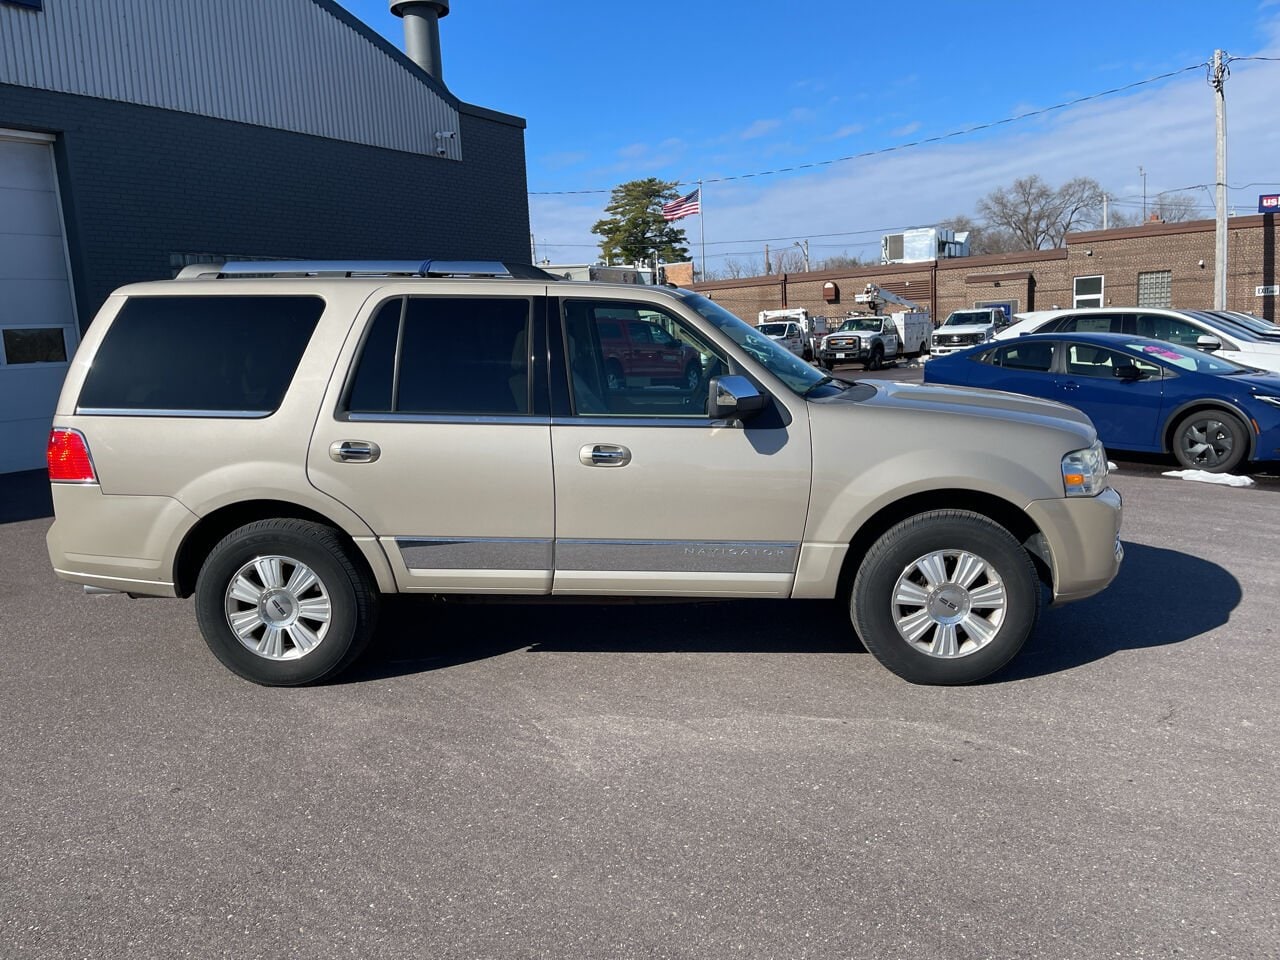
<box><xmin>986</xmin><ymin>341</ymin><xmax>1056</xmax><ymax>371</ymax></box>
<box><xmin>77</xmin><ymin>296</ymin><xmax>323</xmax><ymax>415</ymax></box>
<box><xmin>345</xmin><ymin>297</ymin><xmax>533</xmax><ymax>416</ymax></box>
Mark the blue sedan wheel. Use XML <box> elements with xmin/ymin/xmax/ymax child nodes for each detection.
<box><xmin>1173</xmin><ymin>410</ymin><xmax>1247</xmax><ymax>474</ymax></box>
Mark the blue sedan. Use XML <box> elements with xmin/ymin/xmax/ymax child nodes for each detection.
<box><xmin>923</xmin><ymin>332</ymin><xmax>1280</xmax><ymax>473</ymax></box>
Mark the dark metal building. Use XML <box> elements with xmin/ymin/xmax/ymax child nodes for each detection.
<box><xmin>0</xmin><ymin>0</ymin><xmax>529</xmax><ymax>472</ymax></box>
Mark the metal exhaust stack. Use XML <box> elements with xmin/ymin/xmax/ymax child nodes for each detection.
<box><xmin>389</xmin><ymin>1</ymin><xmax>450</xmax><ymax>83</ymax></box>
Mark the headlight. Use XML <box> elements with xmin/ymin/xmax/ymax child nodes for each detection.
<box><xmin>1257</xmin><ymin>395</ymin><xmax>1280</xmax><ymax>408</ymax></box>
<box><xmin>1062</xmin><ymin>440</ymin><xmax>1109</xmax><ymax>497</ymax></box>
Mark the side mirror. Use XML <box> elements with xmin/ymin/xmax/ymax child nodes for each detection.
<box><xmin>708</xmin><ymin>375</ymin><xmax>765</xmax><ymax>421</ymax></box>
<box><xmin>1196</xmin><ymin>334</ymin><xmax>1222</xmax><ymax>352</ymax></box>
<box><xmin>1114</xmin><ymin>364</ymin><xmax>1145</xmax><ymax>381</ymax></box>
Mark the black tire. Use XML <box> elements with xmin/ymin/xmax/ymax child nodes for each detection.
<box><xmin>803</xmin><ymin>348</ymin><xmax>814</xmax><ymax>362</ymax></box>
<box><xmin>194</xmin><ymin>519</ymin><xmax>379</xmax><ymax>686</ymax></box>
<box><xmin>865</xmin><ymin>345</ymin><xmax>884</xmax><ymax>371</ymax></box>
<box><xmin>851</xmin><ymin>510</ymin><xmax>1040</xmax><ymax>685</ymax></box>
<box><xmin>1172</xmin><ymin>409</ymin><xmax>1248</xmax><ymax>473</ymax></box>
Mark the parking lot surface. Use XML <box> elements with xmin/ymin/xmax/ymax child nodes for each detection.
<box><xmin>2</xmin><ymin>463</ymin><xmax>1278</xmax><ymax>960</ymax></box>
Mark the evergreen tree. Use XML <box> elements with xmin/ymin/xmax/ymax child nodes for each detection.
<box><xmin>591</xmin><ymin>178</ymin><xmax>691</xmax><ymax>264</ymax></box>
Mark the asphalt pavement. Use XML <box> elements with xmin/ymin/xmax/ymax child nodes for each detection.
<box><xmin>2</xmin><ymin>455</ymin><xmax>1278</xmax><ymax>959</ymax></box>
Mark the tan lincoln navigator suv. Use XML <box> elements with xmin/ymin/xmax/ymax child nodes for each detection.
<box><xmin>46</xmin><ymin>260</ymin><xmax>1123</xmax><ymax>686</ymax></box>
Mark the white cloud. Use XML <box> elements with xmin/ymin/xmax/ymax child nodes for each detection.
<box><xmin>740</xmin><ymin>118</ymin><xmax>782</xmax><ymax>140</ymax></box>
<box><xmin>890</xmin><ymin>120</ymin><xmax>922</xmax><ymax>137</ymax></box>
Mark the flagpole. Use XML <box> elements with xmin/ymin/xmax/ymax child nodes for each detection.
<box><xmin>698</xmin><ymin>179</ymin><xmax>706</xmax><ymax>283</ymax></box>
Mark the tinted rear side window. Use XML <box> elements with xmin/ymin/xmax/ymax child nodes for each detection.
<box><xmin>345</xmin><ymin>297</ymin><xmax>532</xmax><ymax>416</ymax></box>
<box><xmin>78</xmin><ymin>296</ymin><xmax>323</xmax><ymax>414</ymax></box>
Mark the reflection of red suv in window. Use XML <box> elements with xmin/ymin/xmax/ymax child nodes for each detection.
<box><xmin>596</xmin><ymin>318</ymin><xmax>703</xmax><ymax>390</ymax></box>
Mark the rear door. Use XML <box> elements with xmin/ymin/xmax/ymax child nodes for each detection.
<box><xmin>307</xmin><ymin>288</ymin><xmax>555</xmax><ymax>594</ymax></box>
<box><xmin>549</xmin><ymin>295</ymin><xmax>811</xmax><ymax>598</ymax></box>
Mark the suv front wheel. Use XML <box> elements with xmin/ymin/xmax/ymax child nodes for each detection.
<box><xmin>194</xmin><ymin>519</ymin><xmax>379</xmax><ymax>686</ymax></box>
<box><xmin>852</xmin><ymin>510</ymin><xmax>1039</xmax><ymax>685</ymax></box>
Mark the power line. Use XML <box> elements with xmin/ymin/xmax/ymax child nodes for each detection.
<box><xmin>528</xmin><ymin>61</ymin><xmax>1210</xmax><ymax>196</ymax></box>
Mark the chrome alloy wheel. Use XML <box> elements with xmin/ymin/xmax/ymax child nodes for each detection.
<box><xmin>890</xmin><ymin>550</ymin><xmax>1008</xmax><ymax>659</ymax></box>
<box><xmin>223</xmin><ymin>555</ymin><xmax>332</xmax><ymax>661</ymax></box>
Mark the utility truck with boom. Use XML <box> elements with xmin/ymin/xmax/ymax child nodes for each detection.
<box><xmin>819</xmin><ymin>284</ymin><xmax>930</xmax><ymax>369</ymax></box>
<box><xmin>757</xmin><ymin>308</ymin><xmax>829</xmax><ymax>361</ymax></box>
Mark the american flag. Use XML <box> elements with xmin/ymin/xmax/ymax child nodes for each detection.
<box><xmin>661</xmin><ymin>188</ymin><xmax>701</xmax><ymax>222</ymax></box>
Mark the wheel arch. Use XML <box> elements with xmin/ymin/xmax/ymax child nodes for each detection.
<box><xmin>174</xmin><ymin>499</ymin><xmax>392</xmax><ymax>598</ymax></box>
<box><xmin>1161</xmin><ymin>400</ymin><xmax>1255</xmax><ymax>458</ymax></box>
<box><xmin>834</xmin><ymin>488</ymin><xmax>1052</xmax><ymax>602</ymax></box>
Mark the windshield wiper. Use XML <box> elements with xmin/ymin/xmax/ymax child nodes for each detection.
<box><xmin>802</xmin><ymin>375</ymin><xmax>838</xmax><ymax>396</ymax></box>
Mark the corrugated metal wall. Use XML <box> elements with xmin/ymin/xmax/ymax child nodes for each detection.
<box><xmin>0</xmin><ymin>0</ymin><xmax>462</xmax><ymax>159</ymax></box>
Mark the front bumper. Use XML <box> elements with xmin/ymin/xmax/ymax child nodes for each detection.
<box><xmin>1024</xmin><ymin>486</ymin><xmax>1123</xmax><ymax>604</ymax></box>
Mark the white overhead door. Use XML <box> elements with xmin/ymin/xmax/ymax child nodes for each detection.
<box><xmin>0</xmin><ymin>129</ymin><xmax>79</xmax><ymax>474</ymax></box>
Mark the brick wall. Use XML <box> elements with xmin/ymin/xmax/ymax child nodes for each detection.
<box><xmin>0</xmin><ymin>84</ymin><xmax>531</xmax><ymax>328</ymax></box>
<box><xmin>693</xmin><ymin>215</ymin><xmax>1280</xmax><ymax>323</ymax></box>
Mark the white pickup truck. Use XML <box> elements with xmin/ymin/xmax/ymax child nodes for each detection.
<box><xmin>930</xmin><ymin>308</ymin><xmax>1012</xmax><ymax>356</ymax></box>
<box><xmin>820</xmin><ymin>312</ymin><xmax>931</xmax><ymax>370</ymax></box>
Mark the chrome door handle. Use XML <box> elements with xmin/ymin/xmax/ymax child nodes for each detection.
<box><xmin>330</xmin><ymin>440</ymin><xmax>381</xmax><ymax>463</ymax></box>
<box><xmin>580</xmin><ymin>443</ymin><xmax>631</xmax><ymax>467</ymax></box>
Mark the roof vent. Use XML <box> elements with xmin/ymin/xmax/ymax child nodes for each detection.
<box><xmin>389</xmin><ymin>1</ymin><xmax>450</xmax><ymax>82</ymax></box>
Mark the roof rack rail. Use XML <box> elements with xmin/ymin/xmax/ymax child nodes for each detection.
<box><xmin>175</xmin><ymin>260</ymin><xmax>562</xmax><ymax>280</ymax></box>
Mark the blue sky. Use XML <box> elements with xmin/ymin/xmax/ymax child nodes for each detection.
<box><xmin>339</xmin><ymin>0</ymin><xmax>1280</xmax><ymax>269</ymax></box>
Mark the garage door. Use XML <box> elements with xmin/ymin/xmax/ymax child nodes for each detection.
<box><xmin>0</xmin><ymin>129</ymin><xmax>79</xmax><ymax>474</ymax></box>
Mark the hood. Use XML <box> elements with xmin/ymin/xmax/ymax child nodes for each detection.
<box><xmin>1236</xmin><ymin>338</ymin><xmax>1280</xmax><ymax>355</ymax></box>
<box><xmin>852</xmin><ymin>379</ymin><xmax>1095</xmax><ymax>436</ymax></box>
<box><xmin>935</xmin><ymin>324</ymin><xmax>994</xmax><ymax>336</ymax></box>
<box><xmin>1235</xmin><ymin>370</ymin><xmax>1280</xmax><ymax>393</ymax></box>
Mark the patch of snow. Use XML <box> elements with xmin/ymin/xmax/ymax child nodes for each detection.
<box><xmin>1161</xmin><ymin>469</ymin><xmax>1255</xmax><ymax>487</ymax></box>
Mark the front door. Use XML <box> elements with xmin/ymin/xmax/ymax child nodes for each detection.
<box><xmin>550</xmin><ymin>296</ymin><xmax>812</xmax><ymax>598</ymax></box>
<box><xmin>1054</xmin><ymin>341</ymin><xmax>1165</xmax><ymax>450</ymax></box>
<box><xmin>307</xmin><ymin>291</ymin><xmax>555</xmax><ymax>593</ymax></box>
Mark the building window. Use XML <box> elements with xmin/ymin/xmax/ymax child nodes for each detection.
<box><xmin>1137</xmin><ymin>270</ymin><xmax>1173</xmax><ymax>308</ymax></box>
<box><xmin>1</xmin><ymin>327</ymin><xmax>66</xmax><ymax>364</ymax></box>
<box><xmin>1073</xmin><ymin>275</ymin><xmax>1104</xmax><ymax>308</ymax></box>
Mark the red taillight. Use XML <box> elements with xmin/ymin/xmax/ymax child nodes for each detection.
<box><xmin>47</xmin><ymin>428</ymin><xmax>97</xmax><ymax>483</ymax></box>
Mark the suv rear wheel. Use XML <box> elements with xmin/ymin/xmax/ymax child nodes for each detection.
<box><xmin>194</xmin><ymin>519</ymin><xmax>379</xmax><ymax>686</ymax></box>
<box><xmin>852</xmin><ymin>510</ymin><xmax>1039</xmax><ymax>684</ymax></box>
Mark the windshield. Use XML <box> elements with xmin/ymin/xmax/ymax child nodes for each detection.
<box><xmin>943</xmin><ymin>311</ymin><xmax>992</xmax><ymax>326</ymax></box>
<box><xmin>757</xmin><ymin>323</ymin><xmax>792</xmax><ymax>336</ymax></box>
<box><xmin>1124</xmin><ymin>339</ymin><xmax>1253</xmax><ymax>375</ymax></box>
<box><xmin>1190</xmin><ymin>310</ymin><xmax>1280</xmax><ymax>339</ymax></box>
<box><xmin>680</xmin><ymin>292</ymin><xmax>833</xmax><ymax>396</ymax></box>
<box><xmin>837</xmin><ymin>317</ymin><xmax>885</xmax><ymax>333</ymax></box>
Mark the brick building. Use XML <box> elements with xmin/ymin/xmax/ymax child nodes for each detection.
<box><xmin>0</xmin><ymin>0</ymin><xmax>529</xmax><ymax>472</ymax></box>
<box><xmin>693</xmin><ymin>215</ymin><xmax>1279</xmax><ymax>325</ymax></box>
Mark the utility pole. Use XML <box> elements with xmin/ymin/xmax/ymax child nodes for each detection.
<box><xmin>764</xmin><ymin>243</ymin><xmax>771</xmax><ymax>275</ymax></box>
<box><xmin>1102</xmin><ymin>194</ymin><xmax>1109</xmax><ymax>231</ymax></box>
<box><xmin>1139</xmin><ymin>166</ymin><xmax>1147</xmax><ymax>221</ymax></box>
<box><xmin>1212</xmin><ymin>49</ymin><xmax>1229</xmax><ymax>310</ymax></box>
<box><xmin>794</xmin><ymin>240</ymin><xmax>810</xmax><ymax>272</ymax></box>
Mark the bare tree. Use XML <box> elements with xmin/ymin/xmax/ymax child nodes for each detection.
<box><xmin>1107</xmin><ymin>191</ymin><xmax>1206</xmax><ymax>228</ymax></box>
<box><xmin>811</xmin><ymin>253</ymin><xmax>864</xmax><ymax>271</ymax></box>
<box><xmin>1153</xmin><ymin>192</ymin><xmax>1204</xmax><ymax>222</ymax></box>
<box><xmin>711</xmin><ymin>256</ymin><xmax>766</xmax><ymax>280</ymax></box>
<box><xmin>976</xmin><ymin>175</ymin><xmax>1106</xmax><ymax>249</ymax></box>
<box><xmin>771</xmin><ymin>247</ymin><xmax>807</xmax><ymax>274</ymax></box>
